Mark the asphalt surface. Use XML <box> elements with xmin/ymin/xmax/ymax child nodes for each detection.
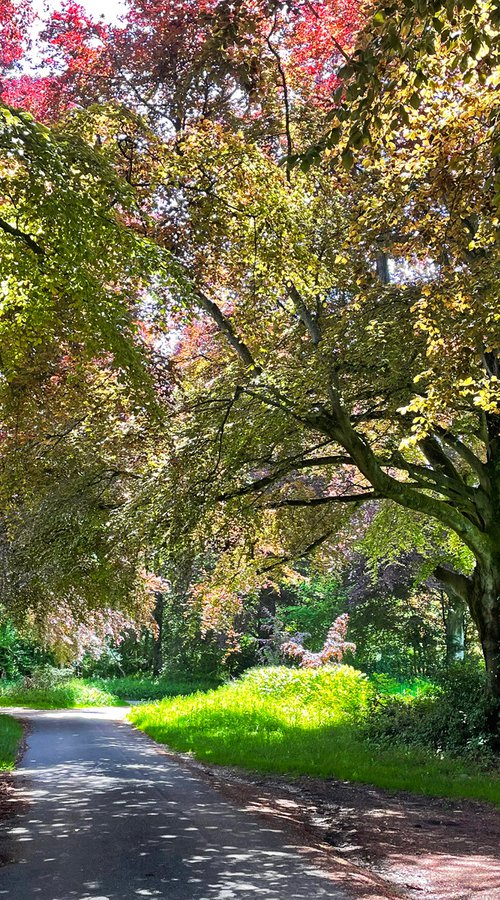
<box><xmin>0</xmin><ymin>708</ymin><xmax>352</xmax><ymax>900</ymax></box>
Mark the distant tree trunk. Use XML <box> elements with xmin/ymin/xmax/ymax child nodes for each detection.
<box><xmin>255</xmin><ymin>585</ymin><xmax>277</xmax><ymax>641</ymax></box>
<box><xmin>441</xmin><ymin>591</ymin><xmax>466</xmax><ymax>664</ymax></box>
<box><xmin>152</xmin><ymin>591</ymin><xmax>164</xmax><ymax>676</ymax></box>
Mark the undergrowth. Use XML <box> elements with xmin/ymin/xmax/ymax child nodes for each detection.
<box><xmin>0</xmin><ymin>678</ymin><xmax>121</xmax><ymax>709</ymax></box>
<box><xmin>0</xmin><ymin>672</ymin><xmax>219</xmax><ymax>708</ymax></box>
<box><xmin>89</xmin><ymin>674</ymin><xmax>220</xmax><ymax>701</ymax></box>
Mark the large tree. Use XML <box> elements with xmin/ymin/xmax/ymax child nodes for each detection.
<box><xmin>98</xmin><ymin>1</ymin><xmax>500</xmax><ymax>706</ymax></box>
<box><xmin>3</xmin><ymin>1</ymin><xmax>500</xmax><ymax>710</ymax></box>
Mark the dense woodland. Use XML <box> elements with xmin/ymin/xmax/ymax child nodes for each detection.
<box><xmin>0</xmin><ymin>0</ymin><xmax>499</xmax><ymax>786</ymax></box>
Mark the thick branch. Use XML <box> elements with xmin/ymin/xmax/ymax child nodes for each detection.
<box><xmin>218</xmin><ymin>453</ymin><xmax>352</xmax><ymax>501</ymax></box>
<box><xmin>268</xmin><ymin>491</ymin><xmax>376</xmax><ymax>508</ymax></box>
<box><xmin>433</xmin><ymin>426</ymin><xmax>490</xmax><ymax>491</ymax></box>
<box><xmin>196</xmin><ymin>290</ymin><xmax>259</xmax><ymax>371</ymax></box>
<box><xmin>258</xmin><ymin>528</ymin><xmax>335</xmax><ymax>575</ymax></box>
<box><xmin>324</xmin><ymin>405</ymin><xmax>493</xmax><ymax>562</ymax></box>
<box><xmin>434</xmin><ymin>565</ymin><xmax>472</xmax><ymax>604</ymax></box>
<box><xmin>0</xmin><ymin>216</ymin><xmax>44</xmax><ymax>256</ymax></box>
<box><xmin>419</xmin><ymin>436</ymin><xmax>462</xmax><ymax>484</ymax></box>
<box><xmin>286</xmin><ymin>281</ymin><xmax>322</xmax><ymax>345</ymax></box>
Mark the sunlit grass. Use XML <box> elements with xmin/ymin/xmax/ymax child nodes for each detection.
<box><xmin>0</xmin><ymin>674</ymin><xmax>219</xmax><ymax>708</ymax></box>
<box><xmin>129</xmin><ymin>666</ymin><xmax>500</xmax><ymax>807</ymax></box>
<box><xmin>0</xmin><ymin>714</ymin><xmax>23</xmax><ymax>770</ymax></box>
<box><xmin>0</xmin><ymin>679</ymin><xmax>122</xmax><ymax>709</ymax></box>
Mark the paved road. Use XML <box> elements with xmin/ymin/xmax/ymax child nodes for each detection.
<box><xmin>0</xmin><ymin>708</ymin><xmax>353</xmax><ymax>900</ymax></box>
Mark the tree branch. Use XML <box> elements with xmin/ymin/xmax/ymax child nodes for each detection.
<box><xmin>434</xmin><ymin>565</ymin><xmax>472</xmax><ymax>604</ymax></box>
<box><xmin>0</xmin><ymin>216</ymin><xmax>44</xmax><ymax>256</ymax></box>
<box><xmin>218</xmin><ymin>453</ymin><xmax>352</xmax><ymax>501</ymax></box>
<box><xmin>196</xmin><ymin>289</ymin><xmax>259</xmax><ymax>371</ymax></box>
<box><xmin>286</xmin><ymin>281</ymin><xmax>322</xmax><ymax>345</ymax></box>
<box><xmin>268</xmin><ymin>491</ymin><xmax>376</xmax><ymax>508</ymax></box>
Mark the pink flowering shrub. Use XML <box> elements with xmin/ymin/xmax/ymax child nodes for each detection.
<box><xmin>281</xmin><ymin>613</ymin><xmax>356</xmax><ymax>669</ymax></box>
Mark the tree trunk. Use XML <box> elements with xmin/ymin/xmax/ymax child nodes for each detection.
<box><xmin>443</xmin><ymin>596</ymin><xmax>466</xmax><ymax>665</ymax></box>
<box><xmin>467</xmin><ymin>563</ymin><xmax>500</xmax><ymax>736</ymax></box>
<box><xmin>152</xmin><ymin>591</ymin><xmax>164</xmax><ymax>676</ymax></box>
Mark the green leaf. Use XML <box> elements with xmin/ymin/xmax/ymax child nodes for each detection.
<box><xmin>341</xmin><ymin>149</ymin><xmax>354</xmax><ymax>170</ymax></box>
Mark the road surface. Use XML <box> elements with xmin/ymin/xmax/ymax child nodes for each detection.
<box><xmin>0</xmin><ymin>708</ymin><xmax>359</xmax><ymax>900</ymax></box>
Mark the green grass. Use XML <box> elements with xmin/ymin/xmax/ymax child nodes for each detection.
<box><xmin>129</xmin><ymin>665</ymin><xmax>500</xmax><ymax>807</ymax></box>
<box><xmin>0</xmin><ymin>678</ymin><xmax>122</xmax><ymax>709</ymax></box>
<box><xmin>0</xmin><ymin>714</ymin><xmax>23</xmax><ymax>770</ymax></box>
<box><xmin>0</xmin><ymin>673</ymin><xmax>220</xmax><ymax>708</ymax></box>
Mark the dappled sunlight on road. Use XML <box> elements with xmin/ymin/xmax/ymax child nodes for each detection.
<box><xmin>0</xmin><ymin>709</ymin><xmax>389</xmax><ymax>899</ymax></box>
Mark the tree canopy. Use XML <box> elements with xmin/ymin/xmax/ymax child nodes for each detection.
<box><xmin>0</xmin><ymin>0</ymin><xmax>499</xmax><ymax>711</ymax></box>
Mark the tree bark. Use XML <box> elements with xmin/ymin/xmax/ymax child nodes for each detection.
<box><xmin>151</xmin><ymin>591</ymin><xmax>164</xmax><ymax>676</ymax></box>
<box><xmin>469</xmin><ymin>564</ymin><xmax>500</xmax><ymax>706</ymax></box>
<box><xmin>444</xmin><ymin>598</ymin><xmax>466</xmax><ymax>665</ymax></box>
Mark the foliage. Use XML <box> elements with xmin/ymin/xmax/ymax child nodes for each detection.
<box><xmin>317</xmin><ymin>0</ymin><xmax>500</xmax><ymax>184</ymax></box>
<box><xmin>349</xmin><ymin>594</ymin><xmax>446</xmax><ymax>678</ymax></box>
<box><xmin>365</xmin><ymin>661</ymin><xmax>498</xmax><ymax>763</ymax></box>
<box><xmin>0</xmin><ymin>104</ymin><xmax>153</xmax><ymax>383</ymax></box>
<box><xmin>89</xmin><ymin>674</ymin><xmax>220</xmax><ymax>701</ymax></box>
<box><xmin>0</xmin><ymin>621</ymin><xmax>53</xmax><ymax>679</ymax></box>
<box><xmin>281</xmin><ymin>613</ymin><xmax>356</xmax><ymax>667</ymax></box>
<box><xmin>130</xmin><ymin>665</ymin><xmax>500</xmax><ymax>805</ymax></box>
<box><xmin>278</xmin><ymin>576</ymin><xmax>346</xmax><ymax>648</ymax></box>
<box><xmin>0</xmin><ymin>713</ymin><xmax>22</xmax><ymax>770</ymax></box>
<box><xmin>0</xmin><ymin>103</ymin><xmax>167</xmax><ymax>641</ymax></box>
<box><xmin>0</xmin><ymin>0</ymin><xmax>30</xmax><ymax>71</ymax></box>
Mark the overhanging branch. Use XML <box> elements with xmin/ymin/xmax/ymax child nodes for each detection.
<box><xmin>434</xmin><ymin>565</ymin><xmax>472</xmax><ymax>604</ymax></box>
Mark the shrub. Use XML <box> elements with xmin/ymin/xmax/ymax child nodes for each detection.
<box><xmin>365</xmin><ymin>661</ymin><xmax>497</xmax><ymax>764</ymax></box>
<box><xmin>241</xmin><ymin>665</ymin><xmax>372</xmax><ymax>722</ymax></box>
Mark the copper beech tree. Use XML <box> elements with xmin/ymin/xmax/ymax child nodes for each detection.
<box><xmin>1</xmin><ymin>1</ymin><xmax>499</xmax><ymax>707</ymax></box>
<box><xmin>117</xmin><ymin>1</ymin><xmax>499</xmax><ymax>709</ymax></box>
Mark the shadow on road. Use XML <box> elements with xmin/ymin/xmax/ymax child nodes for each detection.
<box><xmin>0</xmin><ymin>709</ymin><xmax>390</xmax><ymax>899</ymax></box>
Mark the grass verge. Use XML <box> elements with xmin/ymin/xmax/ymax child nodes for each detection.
<box><xmin>0</xmin><ymin>674</ymin><xmax>219</xmax><ymax>708</ymax></box>
<box><xmin>0</xmin><ymin>714</ymin><xmax>23</xmax><ymax>770</ymax></box>
<box><xmin>0</xmin><ymin>679</ymin><xmax>122</xmax><ymax>709</ymax></box>
<box><xmin>129</xmin><ymin>666</ymin><xmax>500</xmax><ymax>807</ymax></box>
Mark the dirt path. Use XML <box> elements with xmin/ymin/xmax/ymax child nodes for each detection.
<box><xmin>188</xmin><ymin>761</ymin><xmax>500</xmax><ymax>900</ymax></box>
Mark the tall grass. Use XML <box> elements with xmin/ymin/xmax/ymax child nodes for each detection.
<box><xmin>129</xmin><ymin>665</ymin><xmax>500</xmax><ymax>806</ymax></box>
<box><xmin>0</xmin><ymin>714</ymin><xmax>23</xmax><ymax>770</ymax></box>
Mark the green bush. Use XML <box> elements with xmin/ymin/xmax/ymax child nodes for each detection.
<box><xmin>0</xmin><ymin>624</ymin><xmax>54</xmax><ymax>680</ymax></box>
<box><xmin>365</xmin><ymin>661</ymin><xmax>497</xmax><ymax>763</ymax></box>
<box><xmin>241</xmin><ymin>665</ymin><xmax>372</xmax><ymax>721</ymax></box>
